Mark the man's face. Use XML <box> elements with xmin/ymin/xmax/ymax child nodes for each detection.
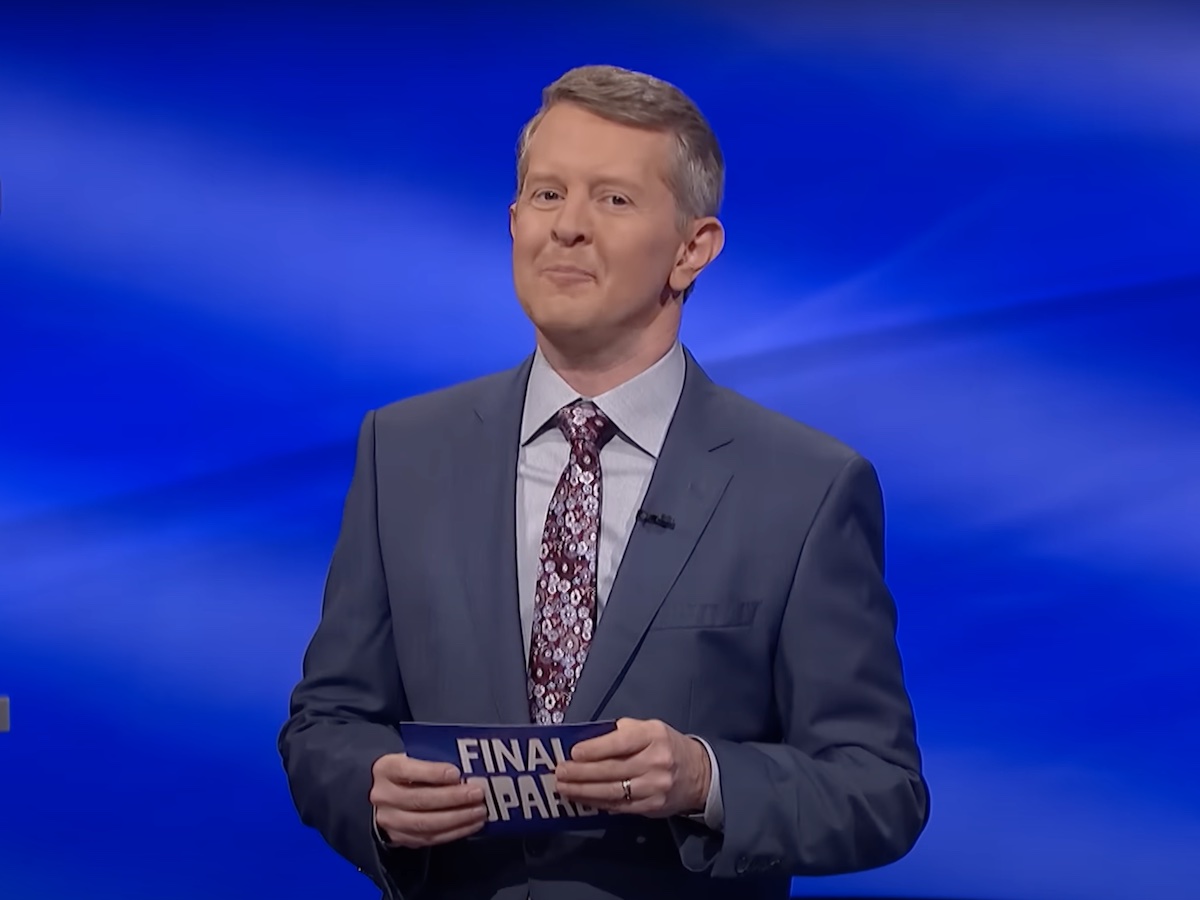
<box><xmin>510</xmin><ymin>104</ymin><xmax>692</xmax><ymax>353</ymax></box>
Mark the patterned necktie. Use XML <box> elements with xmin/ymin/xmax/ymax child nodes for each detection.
<box><xmin>527</xmin><ymin>401</ymin><xmax>615</xmax><ymax>725</ymax></box>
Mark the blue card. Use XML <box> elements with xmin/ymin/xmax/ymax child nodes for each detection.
<box><xmin>398</xmin><ymin>720</ymin><xmax>617</xmax><ymax>836</ymax></box>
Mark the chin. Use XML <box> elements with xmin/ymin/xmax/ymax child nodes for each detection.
<box><xmin>533</xmin><ymin>314</ymin><xmax>604</xmax><ymax>343</ymax></box>
<box><xmin>524</xmin><ymin>291</ymin><xmax>603</xmax><ymax>329</ymax></box>
<box><xmin>530</xmin><ymin>310</ymin><xmax>616</xmax><ymax>352</ymax></box>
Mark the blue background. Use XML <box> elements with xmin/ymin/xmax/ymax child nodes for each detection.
<box><xmin>2</xmin><ymin>2</ymin><xmax>1198</xmax><ymax>898</ymax></box>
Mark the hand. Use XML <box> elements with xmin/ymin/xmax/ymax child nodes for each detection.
<box><xmin>369</xmin><ymin>753</ymin><xmax>488</xmax><ymax>849</ymax></box>
<box><xmin>554</xmin><ymin>718</ymin><xmax>711</xmax><ymax>818</ymax></box>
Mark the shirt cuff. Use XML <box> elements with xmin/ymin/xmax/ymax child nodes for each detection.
<box><xmin>686</xmin><ymin>736</ymin><xmax>724</xmax><ymax>832</ymax></box>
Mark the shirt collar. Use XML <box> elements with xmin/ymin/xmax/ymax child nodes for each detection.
<box><xmin>520</xmin><ymin>341</ymin><xmax>685</xmax><ymax>458</ymax></box>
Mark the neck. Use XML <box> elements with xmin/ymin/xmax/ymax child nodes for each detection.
<box><xmin>535</xmin><ymin>322</ymin><xmax>678</xmax><ymax>397</ymax></box>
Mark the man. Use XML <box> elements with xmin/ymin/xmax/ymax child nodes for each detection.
<box><xmin>279</xmin><ymin>64</ymin><xmax>928</xmax><ymax>899</ymax></box>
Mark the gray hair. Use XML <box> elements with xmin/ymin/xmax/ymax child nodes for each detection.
<box><xmin>515</xmin><ymin>65</ymin><xmax>725</xmax><ymax>300</ymax></box>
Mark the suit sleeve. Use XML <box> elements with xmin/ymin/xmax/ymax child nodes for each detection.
<box><xmin>277</xmin><ymin>410</ymin><xmax>429</xmax><ymax>898</ymax></box>
<box><xmin>675</xmin><ymin>455</ymin><xmax>929</xmax><ymax>877</ymax></box>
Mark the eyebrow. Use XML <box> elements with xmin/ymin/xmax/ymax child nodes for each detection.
<box><xmin>523</xmin><ymin>171</ymin><xmax>644</xmax><ymax>192</ymax></box>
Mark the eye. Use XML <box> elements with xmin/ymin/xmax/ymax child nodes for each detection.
<box><xmin>532</xmin><ymin>188</ymin><xmax>561</xmax><ymax>202</ymax></box>
<box><xmin>605</xmin><ymin>194</ymin><xmax>630</xmax><ymax>207</ymax></box>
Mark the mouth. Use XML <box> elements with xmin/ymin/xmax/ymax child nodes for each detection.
<box><xmin>541</xmin><ymin>265</ymin><xmax>595</xmax><ymax>283</ymax></box>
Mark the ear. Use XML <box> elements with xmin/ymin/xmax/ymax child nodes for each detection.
<box><xmin>509</xmin><ymin>202</ymin><xmax>517</xmax><ymax>241</ymax></box>
<box><xmin>668</xmin><ymin>217</ymin><xmax>725</xmax><ymax>295</ymax></box>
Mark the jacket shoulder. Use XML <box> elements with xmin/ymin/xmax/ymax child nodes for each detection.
<box><xmin>711</xmin><ymin>383</ymin><xmax>867</xmax><ymax>474</ymax></box>
<box><xmin>372</xmin><ymin>365</ymin><xmax>521</xmax><ymax>431</ymax></box>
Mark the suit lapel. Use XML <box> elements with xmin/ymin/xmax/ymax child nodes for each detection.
<box><xmin>566</xmin><ymin>352</ymin><xmax>734</xmax><ymax>723</ymax></box>
<box><xmin>452</xmin><ymin>357</ymin><xmax>534</xmax><ymax>724</ymax></box>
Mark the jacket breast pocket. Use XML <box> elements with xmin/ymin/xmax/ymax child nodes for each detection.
<box><xmin>650</xmin><ymin>600</ymin><xmax>760</xmax><ymax>630</ymax></box>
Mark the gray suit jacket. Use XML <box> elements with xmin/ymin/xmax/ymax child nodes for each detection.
<box><xmin>278</xmin><ymin>349</ymin><xmax>929</xmax><ymax>899</ymax></box>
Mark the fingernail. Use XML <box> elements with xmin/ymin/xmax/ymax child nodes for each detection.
<box><xmin>468</xmin><ymin>787</ymin><xmax>484</xmax><ymax>802</ymax></box>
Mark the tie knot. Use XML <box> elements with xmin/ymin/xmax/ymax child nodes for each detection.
<box><xmin>555</xmin><ymin>401</ymin><xmax>614</xmax><ymax>450</ymax></box>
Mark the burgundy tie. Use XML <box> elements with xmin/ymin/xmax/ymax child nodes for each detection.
<box><xmin>527</xmin><ymin>401</ymin><xmax>615</xmax><ymax>725</ymax></box>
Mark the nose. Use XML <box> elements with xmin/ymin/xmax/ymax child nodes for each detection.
<box><xmin>551</xmin><ymin>195</ymin><xmax>591</xmax><ymax>247</ymax></box>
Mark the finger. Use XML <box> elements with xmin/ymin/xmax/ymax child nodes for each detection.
<box><xmin>406</xmin><ymin>810</ymin><xmax>489</xmax><ymax>848</ymax></box>
<box><xmin>383</xmin><ymin>802</ymin><xmax>487</xmax><ymax>838</ymax></box>
<box><xmin>381</xmin><ymin>809</ymin><xmax>488</xmax><ymax>849</ymax></box>
<box><xmin>378</xmin><ymin>802</ymin><xmax>488</xmax><ymax>845</ymax></box>
<box><xmin>375</xmin><ymin>752</ymin><xmax>462</xmax><ymax>786</ymax></box>
<box><xmin>373</xmin><ymin>780</ymin><xmax>486</xmax><ymax>813</ymax></box>
<box><xmin>558</xmin><ymin>776</ymin><xmax>675</xmax><ymax>819</ymax></box>
<box><xmin>554</xmin><ymin>777</ymin><xmax>652</xmax><ymax>811</ymax></box>
<box><xmin>555</xmin><ymin>758</ymin><xmax>637</xmax><ymax>784</ymax></box>
<box><xmin>428</xmin><ymin>812</ymin><xmax>489</xmax><ymax>845</ymax></box>
<box><xmin>557</xmin><ymin>777</ymin><xmax>634</xmax><ymax>806</ymax></box>
<box><xmin>559</xmin><ymin>732</ymin><xmax>674</xmax><ymax>783</ymax></box>
<box><xmin>570</xmin><ymin>720</ymin><xmax>652</xmax><ymax>763</ymax></box>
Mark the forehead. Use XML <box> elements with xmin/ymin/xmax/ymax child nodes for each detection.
<box><xmin>523</xmin><ymin>103</ymin><xmax>675</xmax><ymax>184</ymax></box>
